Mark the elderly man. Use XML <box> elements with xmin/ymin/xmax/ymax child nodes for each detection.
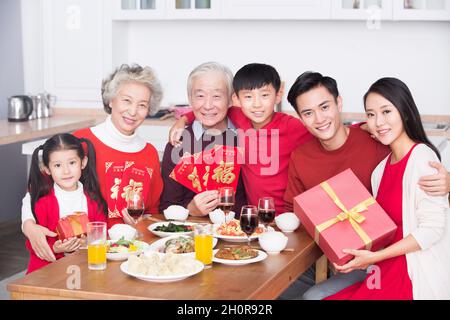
<box><xmin>159</xmin><ymin>62</ymin><xmax>247</xmax><ymax>216</ymax></box>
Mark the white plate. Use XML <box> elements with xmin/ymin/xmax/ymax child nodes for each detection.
<box><xmin>148</xmin><ymin>221</ymin><xmax>197</xmax><ymax>238</ymax></box>
<box><xmin>212</xmin><ymin>249</ymin><xmax>268</xmax><ymax>266</ymax></box>
<box><xmin>106</xmin><ymin>240</ymin><xmax>149</xmax><ymax>261</ymax></box>
<box><xmin>120</xmin><ymin>255</ymin><xmax>204</xmax><ymax>283</ymax></box>
<box><xmin>212</xmin><ymin>225</ymin><xmax>273</xmax><ymax>243</ymax></box>
<box><xmin>147</xmin><ymin>235</ymin><xmax>218</xmax><ymax>258</ymax></box>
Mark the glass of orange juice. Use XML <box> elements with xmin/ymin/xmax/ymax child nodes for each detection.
<box><xmin>87</xmin><ymin>222</ymin><xmax>107</xmax><ymax>270</ymax></box>
<box><xmin>194</xmin><ymin>223</ymin><xmax>213</xmax><ymax>268</ymax></box>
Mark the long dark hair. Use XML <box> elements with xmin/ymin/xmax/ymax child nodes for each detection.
<box><xmin>363</xmin><ymin>77</ymin><xmax>440</xmax><ymax>160</ymax></box>
<box><xmin>28</xmin><ymin>133</ymin><xmax>107</xmax><ymax>222</ymax></box>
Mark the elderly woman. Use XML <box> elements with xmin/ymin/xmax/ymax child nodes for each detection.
<box><xmin>22</xmin><ymin>64</ymin><xmax>164</xmax><ymax>262</ymax></box>
<box><xmin>159</xmin><ymin>62</ymin><xmax>246</xmax><ymax>216</ymax></box>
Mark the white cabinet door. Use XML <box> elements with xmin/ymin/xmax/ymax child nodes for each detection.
<box><xmin>43</xmin><ymin>0</ymin><xmax>108</xmax><ymax>104</ymax></box>
<box><xmin>222</xmin><ymin>0</ymin><xmax>331</xmax><ymax>20</ymax></box>
<box><xmin>165</xmin><ymin>0</ymin><xmax>221</xmax><ymax>19</ymax></box>
<box><xmin>111</xmin><ymin>0</ymin><xmax>166</xmax><ymax>20</ymax></box>
<box><xmin>393</xmin><ymin>0</ymin><xmax>450</xmax><ymax>20</ymax></box>
<box><xmin>331</xmin><ymin>0</ymin><xmax>393</xmax><ymax>20</ymax></box>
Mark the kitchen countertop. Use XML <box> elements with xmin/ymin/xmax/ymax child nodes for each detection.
<box><xmin>1</xmin><ymin>108</ymin><xmax>448</xmax><ymax>146</ymax></box>
<box><xmin>0</xmin><ymin>116</ymin><xmax>100</xmax><ymax>146</ymax></box>
<box><xmin>0</xmin><ymin>110</ymin><xmax>176</xmax><ymax>146</ymax></box>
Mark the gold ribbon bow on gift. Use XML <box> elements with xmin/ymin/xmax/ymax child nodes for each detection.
<box><xmin>314</xmin><ymin>181</ymin><xmax>376</xmax><ymax>251</ymax></box>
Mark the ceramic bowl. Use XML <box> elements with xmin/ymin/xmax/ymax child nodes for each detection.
<box><xmin>163</xmin><ymin>205</ymin><xmax>189</xmax><ymax>221</ymax></box>
<box><xmin>275</xmin><ymin>212</ymin><xmax>300</xmax><ymax>233</ymax></box>
<box><xmin>108</xmin><ymin>224</ymin><xmax>137</xmax><ymax>241</ymax></box>
<box><xmin>209</xmin><ymin>209</ymin><xmax>235</xmax><ymax>225</ymax></box>
<box><xmin>258</xmin><ymin>231</ymin><xmax>288</xmax><ymax>254</ymax></box>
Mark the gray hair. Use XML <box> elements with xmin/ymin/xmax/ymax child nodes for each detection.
<box><xmin>101</xmin><ymin>64</ymin><xmax>163</xmax><ymax>115</ymax></box>
<box><xmin>187</xmin><ymin>62</ymin><xmax>234</xmax><ymax>100</ymax></box>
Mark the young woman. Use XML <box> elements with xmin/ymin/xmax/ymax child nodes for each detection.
<box><xmin>326</xmin><ymin>77</ymin><xmax>450</xmax><ymax>300</ymax></box>
<box><xmin>26</xmin><ymin>134</ymin><xmax>107</xmax><ymax>273</ymax></box>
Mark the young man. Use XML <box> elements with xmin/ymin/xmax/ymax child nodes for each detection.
<box><xmin>282</xmin><ymin>71</ymin><xmax>450</xmax><ymax>300</ymax></box>
<box><xmin>171</xmin><ymin>63</ymin><xmax>312</xmax><ymax>215</ymax></box>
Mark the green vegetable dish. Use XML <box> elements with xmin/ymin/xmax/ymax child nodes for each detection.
<box><xmin>154</xmin><ymin>223</ymin><xmax>193</xmax><ymax>233</ymax></box>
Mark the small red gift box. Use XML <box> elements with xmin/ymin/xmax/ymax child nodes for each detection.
<box><xmin>294</xmin><ymin>169</ymin><xmax>397</xmax><ymax>265</ymax></box>
<box><xmin>56</xmin><ymin>212</ymin><xmax>89</xmax><ymax>240</ymax></box>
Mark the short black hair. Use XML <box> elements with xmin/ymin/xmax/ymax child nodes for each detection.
<box><xmin>287</xmin><ymin>72</ymin><xmax>339</xmax><ymax>112</ymax></box>
<box><xmin>233</xmin><ymin>63</ymin><xmax>281</xmax><ymax>94</ymax></box>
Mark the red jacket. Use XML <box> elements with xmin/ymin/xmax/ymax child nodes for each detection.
<box><xmin>25</xmin><ymin>189</ymin><xmax>107</xmax><ymax>274</ymax></box>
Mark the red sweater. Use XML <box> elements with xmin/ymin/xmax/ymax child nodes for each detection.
<box><xmin>26</xmin><ymin>190</ymin><xmax>106</xmax><ymax>274</ymax></box>
<box><xmin>74</xmin><ymin>128</ymin><xmax>163</xmax><ymax>228</ymax></box>
<box><xmin>283</xmin><ymin>126</ymin><xmax>390</xmax><ymax>212</ymax></box>
<box><xmin>185</xmin><ymin>107</ymin><xmax>313</xmax><ymax>215</ymax></box>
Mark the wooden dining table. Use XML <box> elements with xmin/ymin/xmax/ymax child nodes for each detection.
<box><xmin>7</xmin><ymin>215</ymin><xmax>323</xmax><ymax>300</ymax></box>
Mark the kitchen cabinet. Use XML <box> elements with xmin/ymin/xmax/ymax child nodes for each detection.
<box><xmin>331</xmin><ymin>0</ymin><xmax>393</xmax><ymax>20</ymax></box>
<box><xmin>110</xmin><ymin>0</ymin><xmax>450</xmax><ymax>21</ymax></box>
<box><xmin>42</xmin><ymin>0</ymin><xmax>109</xmax><ymax>103</ymax></box>
<box><xmin>112</xmin><ymin>0</ymin><xmax>220</xmax><ymax>20</ymax></box>
<box><xmin>112</xmin><ymin>0</ymin><xmax>165</xmax><ymax>20</ymax></box>
<box><xmin>393</xmin><ymin>0</ymin><xmax>450</xmax><ymax>20</ymax></box>
<box><xmin>166</xmin><ymin>0</ymin><xmax>221</xmax><ymax>19</ymax></box>
<box><xmin>112</xmin><ymin>0</ymin><xmax>332</xmax><ymax>20</ymax></box>
<box><xmin>221</xmin><ymin>0</ymin><xmax>331</xmax><ymax>20</ymax></box>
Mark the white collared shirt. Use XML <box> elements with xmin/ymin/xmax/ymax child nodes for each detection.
<box><xmin>192</xmin><ymin>118</ymin><xmax>236</xmax><ymax>141</ymax></box>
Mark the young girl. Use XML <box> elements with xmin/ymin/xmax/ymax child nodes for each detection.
<box><xmin>26</xmin><ymin>133</ymin><xmax>107</xmax><ymax>273</ymax></box>
<box><xmin>326</xmin><ymin>77</ymin><xmax>450</xmax><ymax>300</ymax></box>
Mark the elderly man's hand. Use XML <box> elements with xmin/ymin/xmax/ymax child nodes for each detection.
<box><xmin>419</xmin><ymin>161</ymin><xmax>450</xmax><ymax>196</ymax></box>
<box><xmin>23</xmin><ymin>220</ymin><xmax>57</xmax><ymax>262</ymax></box>
<box><xmin>169</xmin><ymin>116</ymin><xmax>188</xmax><ymax>147</ymax></box>
<box><xmin>188</xmin><ymin>191</ymin><xmax>219</xmax><ymax>217</ymax></box>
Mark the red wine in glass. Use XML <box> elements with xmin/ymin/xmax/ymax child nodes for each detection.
<box><xmin>258</xmin><ymin>209</ymin><xmax>276</xmax><ymax>225</ymax></box>
<box><xmin>128</xmin><ymin>208</ymin><xmax>144</xmax><ymax>220</ymax></box>
<box><xmin>240</xmin><ymin>205</ymin><xmax>258</xmax><ymax>245</ymax></box>
<box><xmin>240</xmin><ymin>215</ymin><xmax>258</xmax><ymax>236</ymax></box>
<box><xmin>218</xmin><ymin>187</ymin><xmax>235</xmax><ymax>214</ymax></box>
<box><xmin>127</xmin><ymin>191</ymin><xmax>145</xmax><ymax>226</ymax></box>
<box><xmin>258</xmin><ymin>197</ymin><xmax>275</xmax><ymax>228</ymax></box>
<box><xmin>217</xmin><ymin>203</ymin><xmax>234</xmax><ymax>214</ymax></box>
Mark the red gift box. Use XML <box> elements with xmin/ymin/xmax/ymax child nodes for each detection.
<box><xmin>293</xmin><ymin>169</ymin><xmax>397</xmax><ymax>265</ymax></box>
<box><xmin>56</xmin><ymin>212</ymin><xmax>89</xmax><ymax>240</ymax></box>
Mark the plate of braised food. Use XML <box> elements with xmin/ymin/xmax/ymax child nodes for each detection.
<box><xmin>212</xmin><ymin>246</ymin><xmax>268</xmax><ymax>266</ymax></box>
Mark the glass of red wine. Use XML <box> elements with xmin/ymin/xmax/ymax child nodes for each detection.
<box><xmin>218</xmin><ymin>187</ymin><xmax>235</xmax><ymax>214</ymax></box>
<box><xmin>240</xmin><ymin>205</ymin><xmax>259</xmax><ymax>246</ymax></box>
<box><xmin>258</xmin><ymin>197</ymin><xmax>275</xmax><ymax>229</ymax></box>
<box><xmin>127</xmin><ymin>191</ymin><xmax>145</xmax><ymax>237</ymax></box>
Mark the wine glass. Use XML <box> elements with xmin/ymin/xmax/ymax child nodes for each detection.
<box><xmin>218</xmin><ymin>187</ymin><xmax>235</xmax><ymax>214</ymax></box>
<box><xmin>258</xmin><ymin>197</ymin><xmax>275</xmax><ymax>229</ymax></box>
<box><xmin>240</xmin><ymin>205</ymin><xmax>259</xmax><ymax>247</ymax></box>
<box><xmin>126</xmin><ymin>191</ymin><xmax>145</xmax><ymax>238</ymax></box>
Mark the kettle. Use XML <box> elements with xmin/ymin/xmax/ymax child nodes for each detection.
<box><xmin>29</xmin><ymin>93</ymin><xmax>56</xmax><ymax>120</ymax></box>
<box><xmin>7</xmin><ymin>95</ymin><xmax>34</xmax><ymax>122</ymax></box>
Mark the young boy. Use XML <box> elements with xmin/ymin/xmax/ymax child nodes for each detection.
<box><xmin>170</xmin><ymin>63</ymin><xmax>312</xmax><ymax>215</ymax></box>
